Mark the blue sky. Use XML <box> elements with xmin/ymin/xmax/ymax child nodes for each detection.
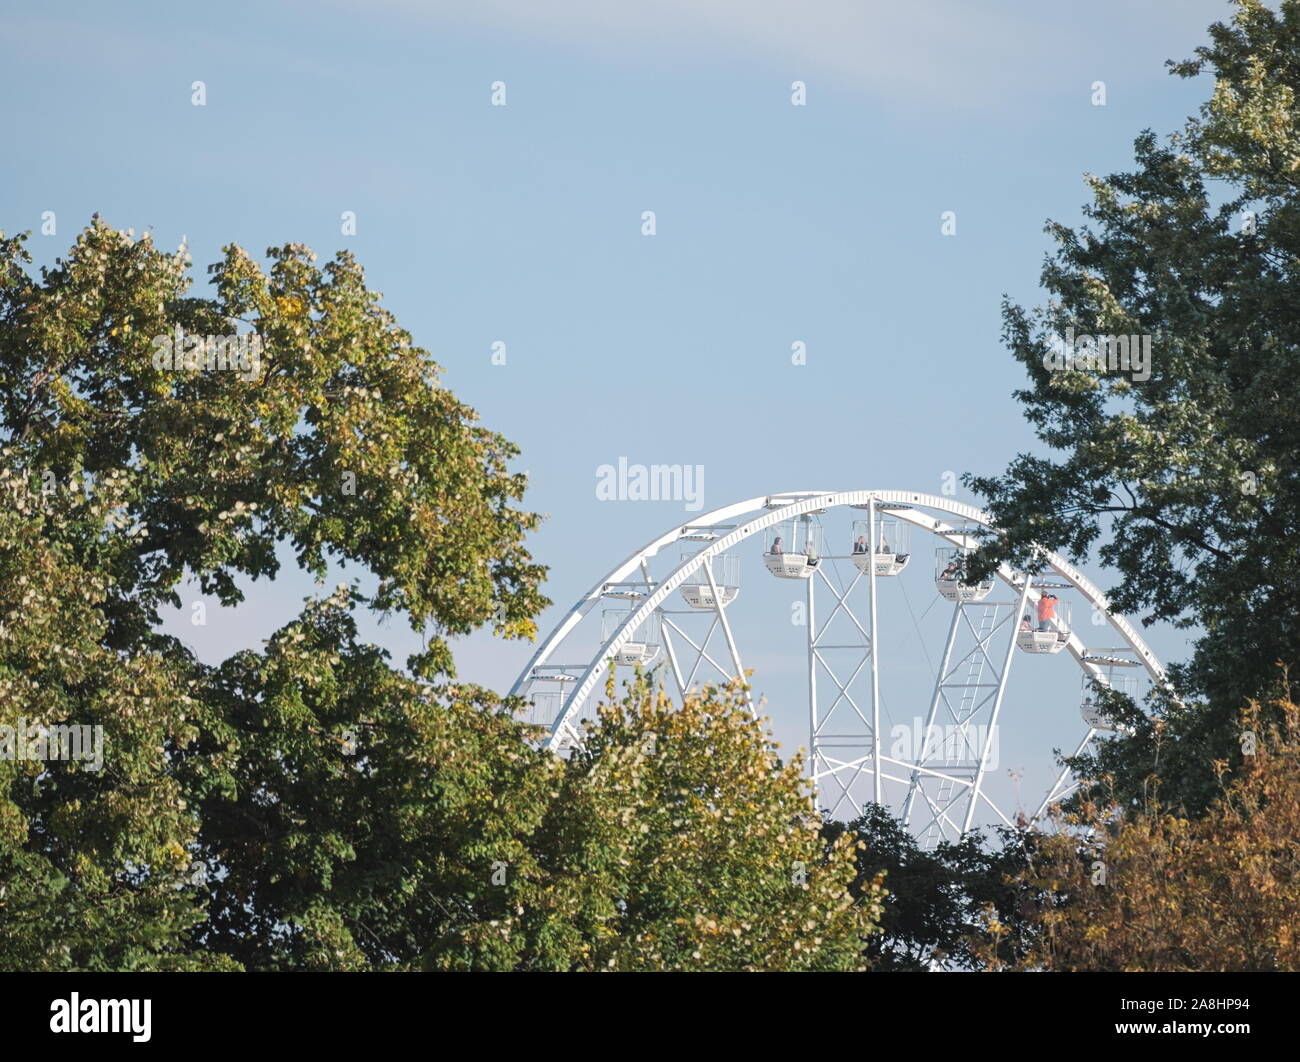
<box><xmin>1</xmin><ymin>0</ymin><xmax>1234</xmax><ymax>823</ymax></box>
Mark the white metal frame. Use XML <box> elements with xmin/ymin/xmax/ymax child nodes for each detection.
<box><xmin>509</xmin><ymin>490</ymin><xmax>1167</xmax><ymax>840</ymax></box>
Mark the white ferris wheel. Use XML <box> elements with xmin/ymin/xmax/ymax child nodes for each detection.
<box><xmin>509</xmin><ymin>490</ymin><xmax>1166</xmax><ymax>845</ymax></box>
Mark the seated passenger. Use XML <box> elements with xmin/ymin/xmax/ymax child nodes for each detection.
<box><xmin>853</xmin><ymin>535</ymin><xmax>867</xmax><ymax>554</ymax></box>
<box><xmin>770</xmin><ymin>536</ymin><xmax>784</xmax><ymax>555</ymax></box>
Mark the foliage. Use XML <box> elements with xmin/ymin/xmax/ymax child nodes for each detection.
<box><xmin>0</xmin><ymin>221</ymin><xmax>877</xmax><ymax>971</ymax></box>
<box><xmin>0</xmin><ymin>218</ymin><xmax>544</xmax><ymax>969</ymax></box>
<box><xmin>824</xmin><ymin>806</ymin><xmax>1040</xmax><ymax>970</ymax></box>
<box><xmin>488</xmin><ymin>678</ymin><xmax>885</xmax><ymax>972</ymax></box>
<box><xmin>978</xmin><ymin>697</ymin><xmax>1300</xmax><ymax>971</ymax></box>
<box><xmin>965</xmin><ymin>0</ymin><xmax>1300</xmax><ymax>813</ymax></box>
<box><xmin>0</xmin><ymin>471</ymin><xmax>231</xmax><ymax>969</ymax></box>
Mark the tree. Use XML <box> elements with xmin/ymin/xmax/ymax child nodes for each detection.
<box><xmin>0</xmin><ymin>470</ymin><xmax>233</xmax><ymax>970</ymax></box>
<box><xmin>185</xmin><ymin>587</ymin><xmax>567</xmax><ymax>970</ymax></box>
<box><xmin>0</xmin><ymin>219</ymin><xmax>546</xmax><ymax>969</ymax></box>
<box><xmin>978</xmin><ymin>696</ymin><xmax>1300</xmax><ymax>971</ymax></box>
<box><xmin>965</xmin><ymin>0</ymin><xmax>1300</xmax><ymax>813</ymax></box>
<box><xmin>491</xmin><ymin>679</ymin><xmax>884</xmax><ymax>971</ymax></box>
<box><xmin>194</xmin><ymin>631</ymin><xmax>881</xmax><ymax>971</ymax></box>
<box><xmin>823</xmin><ymin>806</ymin><xmax>1040</xmax><ymax>970</ymax></box>
<box><xmin>1</xmin><ymin>220</ymin><xmax>877</xmax><ymax>971</ymax></box>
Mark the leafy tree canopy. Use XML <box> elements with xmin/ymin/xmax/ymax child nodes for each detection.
<box><xmin>967</xmin><ymin>0</ymin><xmax>1300</xmax><ymax>813</ymax></box>
<box><xmin>824</xmin><ymin>806</ymin><xmax>1040</xmax><ymax>971</ymax></box>
<box><xmin>0</xmin><ymin>221</ymin><xmax>878</xmax><ymax>970</ymax></box>
<box><xmin>978</xmin><ymin>697</ymin><xmax>1300</xmax><ymax>972</ymax></box>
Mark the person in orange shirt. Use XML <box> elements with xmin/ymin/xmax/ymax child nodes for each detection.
<box><xmin>1036</xmin><ymin>593</ymin><xmax>1058</xmax><ymax>632</ymax></box>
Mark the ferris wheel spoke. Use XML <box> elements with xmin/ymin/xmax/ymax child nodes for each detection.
<box><xmin>812</xmin><ymin>565</ymin><xmax>870</xmax><ymax>644</ymax></box>
<box><xmin>660</xmin><ymin>614</ymin><xmax>736</xmax><ymax>691</ymax></box>
<box><xmin>978</xmin><ymin>789</ymin><xmax>1017</xmax><ymax>829</ymax></box>
<box><xmin>961</xmin><ymin>575</ymin><xmax>1034</xmax><ymax>832</ymax></box>
<box><xmin>1033</xmin><ymin>728</ymin><xmax>1098</xmax><ymax>823</ymax></box>
<box><xmin>701</xmin><ymin>559</ymin><xmax>747</xmax><ymax>691</ymax></box>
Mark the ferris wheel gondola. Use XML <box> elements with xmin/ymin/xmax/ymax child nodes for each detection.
<box><xmin>850</xmin><ymin>516</ymin><xmax>910</xmax><ymax>576</ymax></box>
<box><xmin>763</xmin><ymin>515</ymin><xmax>823</xmax><ymax>579</ymax></box>
<box><xmin>1016</xmin><ymin>595</ymin><xmax>1072</xmax><ymax>654</ymax></box>
<box><xmin>679</xmin><ymin>552</ymin><xmax>740</xmax><ymax>608</ymax></box>
<box><xmin>934</xmin><ymin>545</ymin><xmax>994</xmax><ymax>602</ymax></box>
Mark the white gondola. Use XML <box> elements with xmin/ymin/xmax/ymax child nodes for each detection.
<box><xmin>679</xmin><ymin>552</ymin><xmax>740</xmax><ymax>608</ymax></box>
<box><xmin>1016</xmin><ymin>598</ymin><xmax>1071</xmax><ymax>654</ymax></box>
<box><xmin>850</xmin><ymin>517</ymin><xmax>910</xmax><ymax>577</ymax></box>
<box><xmin>934</xmin><ymin>546</ymin><xmax>994</xmax><ymax>602</ymax></box>
<box><xmin>763</xmin><ymin>517</ymin><xmax>823</xmax><ymax>580</ymax></box>
<box><xmin>524</xmin><ymin>691</ymin><xmax>563</xmax><ymax>727</ymax></box>
<box><xmin>1080</xmin><ymin>673</ymin><xmax>1138</xmax><ymax>731</ymax></box>
<box><xmin>601</xmin><ymin>609</ymin><xmax>661</xmax><ymax>667</ymax></box>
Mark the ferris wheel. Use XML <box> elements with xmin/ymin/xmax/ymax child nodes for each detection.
<box><xmin>509</xmin><ymin>490</ymin><xmax>1166</xmax><ymax>845</ymax></box>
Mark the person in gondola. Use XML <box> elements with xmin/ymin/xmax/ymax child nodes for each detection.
<box><xmin>1037</xmin><ymin>592</ymin><xmax>1058</xmax><ymax>632</ymax></box>
<box><xmin>770</xmin><ymin>536</ymin><xmax>783</xmax><ymax>555</ymax></box>
<box><xmin>853</xmin><ymin>535</ymin><xmax>868</xmax><ymax>554</ymax></box>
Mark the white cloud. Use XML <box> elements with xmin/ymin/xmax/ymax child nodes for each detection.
<box><xmin>350</xmin><ymin>0</ymin><xmax>1230</xmax><ymax>110</ymax></box>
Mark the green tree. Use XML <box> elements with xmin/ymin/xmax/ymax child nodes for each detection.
<box><xmin>498</xmin><ymin>679</ymin><xmax>884</xmax><ymax>971</ymax></box>
<box><xmin>822</xmin><ymin>806</ymin><xmax>1040</xmax><ymax>970</ymax></box>
<box><xmin>0</xmin><ymin>470</ymin><xmax>230</xmax><ymax>969</ymax></box>
<box><xmin>192</xmin><ymin>634</ymin><xmax>882</xmax><ymax>970</ymax></box>
<box><xmin>966</xmin><ymin>0</ymin><xmax>1300</xmax><ymax>813</ymax></box>
<box><xmin>1</xmin><ymin>221</ymin><xmax>879</xmax><ymax>971</ymax></box>
<box><xmin>187</xmin><ymin>587</ymin><xmax>566</xmax><ymax>970</ymax></box>
<box><xmin>0</xmin><ymin>219</ymin><xmax>545</xmax><ymax>969</ymax></box>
